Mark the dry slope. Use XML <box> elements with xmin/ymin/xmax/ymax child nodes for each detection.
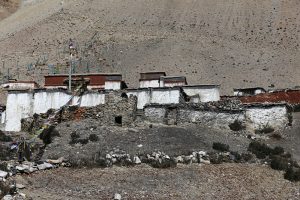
<box><xmin>0</xmin><ymin>0</ymin><xmax>299</xmax><ymax>94</ymax></box>
<box><xmin>0</xmin><ymin>0</ymin><xmax>20</xmax><ymax>20</ymax></box>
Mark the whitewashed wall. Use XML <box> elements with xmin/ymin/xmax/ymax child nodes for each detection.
<box><xmin>33</xmin><ymin>91</ymin><xmax>71</xmax><ymax>114</ymax></box>
<box><xmin>127</xmin><ymin>88</ymin><xmax>181</xmax><ymax>109</ymax></box>
<box><xmin>245</xmin><ymin>106</ymin><xmax>288</xmax><ymax>131</ymax></box>
<box><xmin>163</xmin><ymin>82</ymin><xmax>185</xmax><ymax>87</ymax></box>
<box><xmin>5</xmin><ymin>90</ymin><xmax>106</xmax><ymax>132</ymax></box>
<box><xmin>104</xmin><ymin>81</ymin><xmax>121</xmax><ymax>90</ymax></box>
<box><xmin>1</xmin><ymin>111</ymin><xmax>6</xmax><ymax>124</ymax></box>
<box><xmin>127</xmin><ymin>90</ymin><xmax>150</xmax><ymax>109</ymax></box>
<box><xmin>182</xmin><ymin>86</ymin><xmax>220</xmax><ymax>102</ymax></box>
<box><xmin>73</xmin><ymin>93</ymin><xmax>105</xmax><ymax>107</ymax></box>
<box><xmin>139</xmin><ymin>80</ymin><xmax>160</xmax><ymax>88</ymax></box>
<box><xmin>151</xmin><ymin>90</ymin><xmax>181</xmax><ymax>104</ymax></box>
<box><xmin>1</xmin><ymin>82</ymin><xmax>36</xmax><ymax>90</ymax></box>
<box><xmin>5</xmin><ymin>92</ymin><xmax>33</xmax><ymax>132</ymax></box>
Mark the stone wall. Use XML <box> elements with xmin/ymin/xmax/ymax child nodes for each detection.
<box><xmin>245</xmin><ymin>104</ymin><xmax>289</xmax><ymax>132</ymax></box>
<box><xmin>144</xmin><ymin>101</ymin><xmax>290</xmax><ymax>132</ymax></box>
<box><xmin>177</xmin><ymin>109</ymin><xmax>245</xmax><ymax>130</ymax></box>
<box><xmin>144</xmin><ymin>102</ymin><xmax>245</xmax><ymax>131</ymax></box>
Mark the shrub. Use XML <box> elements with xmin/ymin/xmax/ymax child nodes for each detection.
<box><xmin>241</xmin><ymin>153</ymin><xmax>253</xmax><ymax>162</ymax></box>
<box><xmin>209</xmin><ymin>154</ymin><xmax>225</xmax><ymax>164</ymax></box>
<box><xmin>78</xmin><ymin>138</ymin><xmax>89</xmax><ymax>145</ymax></box>
<box><xmin>150</xmin><ymin>158</ymin><xmax>177</xmax><ymax>168</ymax></box>
<box><xmin>69</xmin><ymin>131</ymin><xmax>80</xmax><ymax>144</ymax></box>
<box><xmin>255</xmin><ymin>125</ymin><xmax>274</xmax><ymax>134</ymax></box>
<box><xmin>40</xmin><ymin>125</ymin><xmax>60</xmax><ymax>144</ymax></box>
<box><xmin>270</xmin><ymin>156</ymin><xmax>289</xmax><ymax>171</ymax></box>
<box><xmin>230</xmin><ymin>151</ymin><xmax>242</xmax><ymax>162</ymax></box>
<box><xmin>212</xmin><ymin>142</ymin><xmax>230</xmax><ymax>152</ymax></box>
<box><xmin>69</xmin><ymin>131</ymin><xmax>89</xmax><ymax>145</ymax></box>
<box><xmin>229</xmin><ymin>120</ymin><xmax>245</xmax><ymax>131</ymax></box>
<box><xmin>284</xmin><ymin>167</ymin><xmax>300</xmax><ymax>182</ymax></box>
<box><xmin>89</xmin><ymin>134</ymin><xmax>99</xmax><ymax>142</ymax></box>
<box><xmin>270</xmin><ymin>133</ymin><xmax>282</xmax><ymax>140</ymax></box>
<box><xmin>0</xmin><ymin>131</ymin><xmax>12</xmax><ymax>142</ymax></box>
<box><xmin>273</xmin><ymin>146</ymin><xmax>284</xmax><ymax>155</ymax></box>
<box><xmin>248</xmin><ymin>141</ymin><xmax>275</xmax><ymax>159</ymax></box>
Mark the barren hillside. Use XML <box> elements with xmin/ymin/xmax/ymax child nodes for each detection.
<box><xmin>0</xmin><ymin>0</ymin><xmax>20</xmax><ymax>20</ymax></box>
<box><xmin>0</xmin><ymin>0</ymin><xmax>299</xmax><ymax>94</ymax></box>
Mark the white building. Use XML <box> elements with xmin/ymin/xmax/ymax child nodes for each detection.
<box><xmin>127</xmin><ymin>87</ymin><xmax>184</xmax><ymax>109</ymax></box>
<box><xmin>182</xmin><ymin>85</ymin><xmax>220</xmax><ymax>103</ymax></box>
<box><xmin>139</xmin><ymin>72</ymin><xmax>166</xmax><ymax>88</ymax></box>
<box><xmin>1</xmin><ymin>80</ymin><xmax>39</xmax><ymax>90</ymax></box>
<box><xmin>233</xmin><ymin>87</ymin><xmax>266</xmax><ymax>96</ymax></box>
<box><xmin>159</xmin><ymin>76</ymin><xmax>187</xmax><ymax>87</ymax></box>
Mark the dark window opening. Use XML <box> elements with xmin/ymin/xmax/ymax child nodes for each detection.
<box><xmin>115</xmin><ymin>116</ymin><xmax>122</xmax><ymax>125</ymax></box>
<box><xmin>121</xmin><ymin>92</ymin><xmax>128</xmax><ymax>99</ymax></box>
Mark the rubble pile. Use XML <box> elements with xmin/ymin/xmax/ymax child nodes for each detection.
<box><xmin>0</xmin><ymin>158</ymin><xmax>66</xmax><ymax>199</ymax></box>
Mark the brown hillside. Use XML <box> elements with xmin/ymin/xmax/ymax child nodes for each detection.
<box><xmin>0</xmin><ymin>0</ymin><xmax>20</xmax><ymax>20</ymax></box>
<box><xmin>0</xmin><ymin>0</ymin><xmax>299</xmax><ymax>95</ymax></box>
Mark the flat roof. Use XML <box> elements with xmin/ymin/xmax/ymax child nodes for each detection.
<box><xmin>233</xmin><ymin>87</ymin><xmax>265</xmax><ymax>91</ymax></box>
<box><xmin>140</xmin><ymin>72</ymin><xmax>166</xmax><ymax>75</ymax></box>
<box><xmin>127</xmin><ymin>86</ymin><xmax>182</xmax><ymax>92</ymax></box>
<box><xmin>2</xmin><ymin>80</ymin><xmax>37</xmax><ymax>84</ymax></box>
<box><xmin>45</xmin><ymin>73</ymin><xmax>122</xmax><ymax>77</ymax></box>
<box><xmin>182</xmin><ymin>84</ymin><xmax>220</xmax><ymax>88</ymax></box>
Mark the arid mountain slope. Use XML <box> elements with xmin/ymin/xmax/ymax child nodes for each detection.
<box><xmin>0</xmin><ymin>0</ymin><xmax>299</xmax><ymax>94</ymax></box>
<box><xmin>0</xmin><ymin>0</ymin><xmax>20</xmax><ymax>20</ymax></box>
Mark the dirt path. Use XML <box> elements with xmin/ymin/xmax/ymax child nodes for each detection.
<box><xmin>15</xmin><ymin>163</ymin><xmax>300</xmax><ymax>200</ymax></box>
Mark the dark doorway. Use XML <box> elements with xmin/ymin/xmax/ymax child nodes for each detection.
<box><xmin>115</xmin><ymin>116</ymin><xmax>122</xmax><ymax>126</ymax></box>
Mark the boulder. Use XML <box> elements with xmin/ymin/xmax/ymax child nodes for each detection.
<box><xmin>175</xmin><ymin>156</ymin><xmax>184</xmax><ymax>163</ymax></box>
<box><xmin>16</xmin><ymin>165</ymin><xmax>30</xmax><ymax>173</ymax></box>
<box><xmin>16</xmin><ymin>184</ymin><xmax>26</xmax><ymax>189</ymax></box>
<box><xmin>133</xmin><ymin>156</ymin><xmax>141</xmax><ymax>164</ymax></box>
<box><xmin>46</xmin><ymin>157</ymin><xmax>64</xmax><ymax>164</ymax></box>
<box><xmin>37</xmin><ymin>162</ymin><xmax>53</xmax><ymax>170</ymax></box>
<box><xmin>114</xmin><ymin>193</ymin><xmax>122</xmax><ymax>200</ymax></box>
<box><xmin>0</xmin><ymin>170</ymin><xmax>8</xmax><ymax>178</ymax></box>
<box><xmin>3</xmin><ymin>195</ymin><xmax>13</xmax><ymax>200</ymax></box>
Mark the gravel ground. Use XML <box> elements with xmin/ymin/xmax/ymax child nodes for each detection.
<box><xmin>14</xmin><ymin>163</ymin><xmax>300</xmax><ymax>200</ymax></box>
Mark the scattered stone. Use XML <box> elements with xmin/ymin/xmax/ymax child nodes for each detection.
<box><xmin>0</xmin><ymin>170</ymin><xmax>8</xmax><ymax>178</ymax></box>
<box><xmin>46</xmin><ymin>157</ymin><xmax>64</xmax><ymax>164</ymax></box>
<box><xmin>106</xmin><ymin>154</ymin><xmax>112</xmax><ymax>159</ymax></box>
<box><xmin>133</xmin><ymin>156</ymin><xmax>141</xmax><ymax>164</ymax></box>
<box><xmin>3</xmin><ymin>195</ymin><xmax>13</xmax><ymax>200</ymax></box>
<box><xmin>114</xmin><ymin>193</ymin><xmax>122</xmax><ymax>200</ymax></box>
<box><xmin>200</xmin><ymin>158</ymin><xmax>211</xmax><ymax>164</ymax></box>
<box><xmin>16</xmin><ymin>165</ymin><xmax>29</xmax><ymax>173</ymax></box>
<box><xmin>37</xmin><ymin>162</ymin><xmax>53</xmax><ymax>170</ymax></box>
<box><xmin>175</xmin><ymin>156</ymin><xmax>184</xmax><ymax>163</ymax></box>
<box><xmin>16</xmin><ymin>184</ymin><xmax>26</xmax><ymax>189</ymax></box>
